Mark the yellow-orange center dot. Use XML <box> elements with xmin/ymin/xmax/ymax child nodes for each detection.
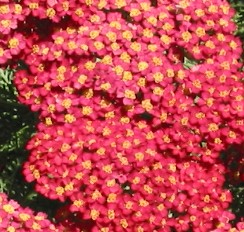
<box><xmin>138</xmin><ymin>61</ymin><xmax>148</xmax><ymax>71</ymax></box>
<box><xmin>181</xmin><ymin>31</ymin><xmax>192</xmax><ymax>42</ymax></box>
<box><xmin>29</xmin><ymin>3</ymin><xmax>39</xmax><ymax>9</ymax></box>
<box><xmin>90</xmin><ymin>209</ymin><xmax>100</xmax><ymax>220</ymax></box>
<box><xmin>8</xmin><ymin>38</ymin><xmax>19</xmax><ymax>49</ymax></box>
<box><xmin>130</xmin><ymin>8</ymin><xmax>141</xmax><ymax>17</ymax></box>
<box><xmin>73</xmin><ymin>199</ymin><xmax>84</xmax><ymax>208</ymax></box>
<box><xmin>46</xmin><ymin>8</ymin><xmax>56</xmax><ymax>18</ymax></box>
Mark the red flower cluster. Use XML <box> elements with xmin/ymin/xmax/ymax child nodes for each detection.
<box><xmin>0</xmin><ymin>192</ymin><xmax>63</xmax><ymax>231</ymax></box>
<box><xmin>0</xmin><ymin>0</ymin><xmax>243</xmax><ymax>231</ymax></box>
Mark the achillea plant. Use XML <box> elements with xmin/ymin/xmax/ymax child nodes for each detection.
<box><xmin>0</xmin><ymin>0</ymin><xmax>243</xmax><ymax>231</ymax></box>
<box><xmin>0</xmin><ymin>192</ymin><xmax>62</xmax><ymax>231</ymax></box>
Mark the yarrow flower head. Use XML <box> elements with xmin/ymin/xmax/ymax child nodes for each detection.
<box><xmin>0</xmin><ymin>0</ymin><xmax>243</xmax><ymax>231</ymax></box>
<box><xmin>0</xmin><ymin>193</ymin><xmax>63</xmax><ymax>231</ymax></box>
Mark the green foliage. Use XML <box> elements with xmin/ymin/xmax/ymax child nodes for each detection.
<box><xmin>230</xmin><ymin>0</ymin><xmax>244</xmax><ymax>39</ymax></box>
<box><xmin>183</xmin><ymin>57</ymin><xmax>199</xmax><ymax>69</ymax></box>
<box><xmin>0</xmin><ymin>68</ymin><xmax>62</xmax><ymax>219</ymax></box>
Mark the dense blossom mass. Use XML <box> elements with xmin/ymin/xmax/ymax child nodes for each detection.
<box><xmin>0</xmin><ymin>193</ymin><xmax>61</xmax><ymax>231</ymax></box>
<box><xmin>0</xmin><ymin>0</ymin><xmax>244</xmax><ymax>231</ymax></box>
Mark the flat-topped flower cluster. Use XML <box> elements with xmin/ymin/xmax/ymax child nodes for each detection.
<box><xmin>0</xmin><ymin>193</ymin><xmax>61</xmax><ymax>231</ymax></box>
<box><xmin>0</xmin><ymin>0</ymin><xmax>243</xmax><ymax>231</ymax></box>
